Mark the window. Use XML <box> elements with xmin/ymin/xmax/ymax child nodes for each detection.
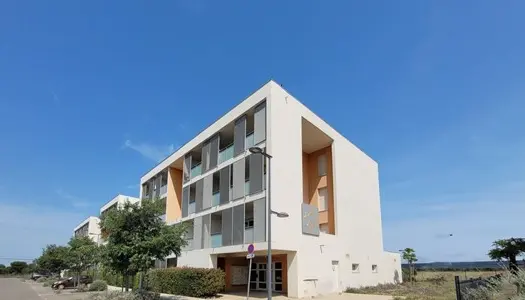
<box><xmin>245</xmin><ymin>218</ymin><xmax>254</xmax><ymax>229</ymax></box>
<box><xmin>352</xmin><ymin>263</ymin><xmax>360</xmax><ymax>273</ymax></box>
<box><xmin>167</xmin><ymin>258</ymin><xmax>178</xmax><ymax>268</ymax></box>
<box><xmin>161</xmin><ymin>173</ymin><xmax>168</xmax><ymax>186</ymax></box>
<box><xmin>318</xmin><ymin>187</ymin><xmax>328</xmax><ymax>211</ymax></box>
<box><xmin>318</xmin><ymin>154</ymin><xmax>327</xmax><ymax>176</ymax></box>
<box><xmin>372</xmin><ymin>264</ymin><xmax>378</xmax><ymax>273</ymax></box>
<box><xmin>320</xmin><ymin>223</ymin><xmax>329</xmax><ymax>233</ymax></box>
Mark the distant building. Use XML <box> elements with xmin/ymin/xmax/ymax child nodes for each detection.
<box><xmin>73</xmin><ymin>216</ymin><xmax>101</xmax><ymax>244</ymax></box>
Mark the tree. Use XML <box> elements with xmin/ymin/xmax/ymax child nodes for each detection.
<box><xmin>488</xmin><ymin>238</ymin><xmax>525</xmax><ymax>273</ymax></box>
<box><xmin>0</xmin><ymin>264</ymin><xmax>6</xmax><ymax>275</ymax></box>
<box><xmin>99</xmin><ymin>198</ymin><xmax>188</xmax><ymax>290</ymax></box>
<box><xmin>68</xmin><ymin>236</ymin><xmax>99</xmax><ymax>287</ymax></box>
<box><xmin>401</xmin><ymin>248</ymin><xmax>418</xmax><ymax>282</ymax></box>
<box><xmin>37</xmin><ymin>245</ymin><xmax>70</xmax><ymax>275</ymax></box>
<box><xmin>9</xmin><ymin>261</ymin><xmax>28</xmax><ymax>274</ymax></box>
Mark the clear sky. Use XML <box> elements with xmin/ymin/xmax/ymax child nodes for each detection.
<box><xmin>1</xmin><ymin>1</ymin><xmax>524</xmax><ymax>265</ymax></box>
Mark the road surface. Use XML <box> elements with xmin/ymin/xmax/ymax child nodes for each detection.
<box><xmin>0</xmin><ymin>278</ymin><xmax>41</xmax><ymax>300</ymax></box>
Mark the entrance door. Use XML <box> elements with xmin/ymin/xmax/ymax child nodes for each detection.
<box><xmin>250</xmin><ymin>262</ymin><xmax>283</xmax><ymax>291</ymax></box>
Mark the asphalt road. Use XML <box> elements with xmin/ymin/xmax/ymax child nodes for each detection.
<box><xmin>0</xmin><ymin>278</ymin><xmax>41</xmax><ymax>300</ymax></box>
<box><xmin>0</xmin><ymin>278</ymin><xmax>95</xmax><ymax>300</ymax></box>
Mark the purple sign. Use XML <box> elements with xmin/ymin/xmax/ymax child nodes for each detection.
<box><xmin>248</xmin><ymin>244</ymin><xmax>255</xmax><ymax>254</ymax></box>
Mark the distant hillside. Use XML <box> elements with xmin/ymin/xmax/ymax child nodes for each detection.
<box><xmin>402</xmin><ymin>261</ymin><xmax>523</xmax><ymax>270</ymax></box>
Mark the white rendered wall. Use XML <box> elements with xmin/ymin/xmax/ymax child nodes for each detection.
<box><xmin>267</xmin><ymin>82</ymin><xmax>401</xmax><ymax>297</ymax></box>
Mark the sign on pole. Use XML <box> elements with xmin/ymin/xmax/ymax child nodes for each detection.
<box><xmin>246</xmin><ymin>244</ymin><xmax>255</xmax><ymax>300</ymax></box>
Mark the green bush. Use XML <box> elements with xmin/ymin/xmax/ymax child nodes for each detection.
<box><xmin>88</xmin><ymin>291</ymin><xmax>160</xmax><ymax>300</ymax></box>
<box><xmin>148</xmin><ymin>267</ymin><xmax>225</xmax><ymax>297</ymax></box>
<box><xmin>36</xmin><ymin>277</ymin><xmax>47</xmax><ymax>283</ymax></box>
<box><xmin>89</xmin><ymin>280</ymin><xmax>108</xmax><ymax>291</ymax></box>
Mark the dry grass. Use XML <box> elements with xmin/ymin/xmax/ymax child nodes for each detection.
<box><xmin>345</xmin><ymin>270</ymin><xmax>500</xmax><ymax>300</ymax></box>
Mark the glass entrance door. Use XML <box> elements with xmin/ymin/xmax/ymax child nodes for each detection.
<box><xmin>250</xmin><ymin>262</ymin><xmax>282</xmax><ymax>291</ymax></box>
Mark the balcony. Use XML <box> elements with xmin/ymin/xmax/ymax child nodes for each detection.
<box><xmin>212</xmin><ymin>191</ymin><xmax>220</xmax><ymax>207</ymax></box>
<box><xmin>211</xmin><ymin>233</ymin><xmax>222</xmax><ymax>248</ymax></box>
<box><xmin>219</xmin><ymin>144</ymin><xmax>234</xmax><ymax>164</ymax></box>
<box><xmin>246</xmin><ymin>132</ymin><xmax>254</xmax><ymax>148</ymax></box>
<box><xmin>190</xmin><ymin>163</ymin><xmax>202</xmax><ymax>178</ymax></box>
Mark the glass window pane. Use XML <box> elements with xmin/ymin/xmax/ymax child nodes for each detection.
<box><xmin>275</xmin><ymin>284</ymin><xmax>282</xmax><ymax>291</ymax></box>
<box><xmin>318</xmin><ymin>187</ymin><xmax>328</xmax><ymax>211</ymax></box>
<box><xmin>318</xmin><ymin>154</ymin><xmax>327</xmax><ymax>176</ymax></box>
<box><xmin>275</xmin><ymin>262</ymin><xmax>282</xmax><ymax>269</ymax></box>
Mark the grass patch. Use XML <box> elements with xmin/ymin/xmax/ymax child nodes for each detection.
<box><xmin>345</xmin><ymin>270</ymin><xmax>500</xmax><ymax>300</ymax></box>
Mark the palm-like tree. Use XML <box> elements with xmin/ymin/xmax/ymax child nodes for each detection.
<box><xmin>488</xmin><ymin>238</ymin><xmax>525</xmax><ymax>273</ymax></box>
<box><xmin>401</xmin><ymin>248</ymin><xmax>418</xmax><ymax>282</ymax></box>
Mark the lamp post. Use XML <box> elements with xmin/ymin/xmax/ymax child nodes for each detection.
<box><xmin>249</xmin><ymin>146</ymin><xmax>288</xmax><ymax>300</ymax></box>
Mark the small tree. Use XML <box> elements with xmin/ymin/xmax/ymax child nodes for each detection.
<box><xmin>68</xmin><ymin>236</ymin><xmax>99</xmax><ymax>287</ymax></box>
<box><xmin>9</xmin><ymin>261</ymin><xmax>28</xmax><ymax>274</ymax></box>
<box><xmin>401</xmin><ymin>248</ymin><xmax>418</xmax><ymax>282</ymax></box>
<box><xmin>100</xmin><ymin>198</ymin><xmax>188</xmax><ymax>290</ymax></box>
<box><xmin>0</xmin><ymin>264</ymin><xmax>7</xmax><ymax>275</ymax></box>
<box><xmin>488</xmin><ymin>238</ymin><xmax>525</xmax><ymax>273</ymax></box>
<box><xmin>37</xmin><ymin>245</ymin><xmax>70</xmax><ymax>276</ymax></box>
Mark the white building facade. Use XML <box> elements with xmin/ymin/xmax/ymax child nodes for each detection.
<box><xmin>140</xmin><ymin>81</ymin><xmax>402</xmax><ymax>298</ymax></box>
<box><xmin>73</xmin><ymin>216</ymin><xmax>101</xmax><ymax>245</ymax></box>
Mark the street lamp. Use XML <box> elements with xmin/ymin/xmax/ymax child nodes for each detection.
<box><xmin>249</xmin><ymin>146</ymin><xmax>288</xmax><ymax>300</ymax></box>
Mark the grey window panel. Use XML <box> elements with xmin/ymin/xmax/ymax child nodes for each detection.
<box><xmin>254</xmin><ymin>101</ymin><xmax>266</xmax><ymax>145</ymax></box>
<box><xmin>234</xmin><ymin>116</ymin><xmax>246</xmax><ymax>157</ymax></box>
<box><xmin>193</xmin><ymin>216</ymin><xmax>203</xmax><ymax>249</ymax></box>
<box><xmin>183</xmin><ymin>156</ymin><xmax>191</xmax><ymax>183</ymax></box>
<box><xmin>154</xmin><ymin>177</ymin><xmax>161</xmax><ymax>198</ymax></box>
<box><xmin>232</xmin><ymin>158</ymin><xmax>245</xmax><ymax>200</ymax></box>
<box><xmin>249</xmin><ymin>154</ymin><xmax>264</xmax><ymax>195</ymax></box>
<box><xmin>203</xmin><ymin>174</ymin><xmax>213</xmax><ymax>210</ymax></box>
<box><xmin>201</xmin><ymin>142</ymin><xmax>211</xmax><ymax>173</ymax></box>
<box><xmin>182</xmin><ymin>186</ymin><xmax>189</xmax><ymax>218</ymax></box>
<box><xmin>209</xmin><ymin>135</ymin><xmax>219</xmax><ymax>170</ymax></box>
<box><xmin>221</xmin><ymin>208</ymin><xmax>233</xmax><ymax>246</ymax></box>
<box><xmin>253</xmin><ymin>198</ymin><xmax>266</xmax><ymax>242</ymax></box>
<box><xmin>148</xmin><ymin>181</ymin><xmax>154</xmax><ymax>200</ymax></box>
<box><xmin>232</xmin><ymin>204</ymin><xmax>244</xmax><ymax>245</ymax></box>
<box><xmin>202</xmin><ymin>214</ymin><xmax>211</xmax><ymax>249</ymax></box>
<box><xmin>195</xmin><ymin>179</ymin><xmax>204</xmax><ymax>213</ymax></box>
<box><xmin>219</xmin><ymin>166</ymin><xmax>230</xmax><ymax>204</ymax></box>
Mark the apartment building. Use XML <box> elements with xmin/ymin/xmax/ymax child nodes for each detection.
<box><xmin>140</xmin><ymin>81</ymin><xmax>402</xmax><ymax>298</ymax></box>
<box><xmin>100</xmin><ymin>194</ymin><xmax>140</xmax><ymax>217</ymax></box>
<box><xmin>72</xmin><ymin>194</ymin><xmax>140</xmax><ymax>245</ymax></box>
<box><xmin>73</xmin><ymin>216</ymin><xmax>101</xmax><ymax>244</ymax></box>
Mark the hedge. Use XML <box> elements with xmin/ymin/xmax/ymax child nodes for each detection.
<box><xmin>148</xmin><ymin>267</ymin><xmax>225</xmax><ymax>297</ymax></box>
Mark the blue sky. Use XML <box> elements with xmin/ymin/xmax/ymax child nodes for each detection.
<box><xmin>1</xmin><ymin>1</ymin><xmax>525</xmax><ymax>265</ymax></box>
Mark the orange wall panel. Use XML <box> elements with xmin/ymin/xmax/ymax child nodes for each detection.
<box><xmin>166</xmin><ymin>168</ymin><xmax>182</xmax><ymax>222</ymax></box>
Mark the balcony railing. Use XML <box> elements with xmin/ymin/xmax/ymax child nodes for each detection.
<box><xmin>190</xmin><ymin>163</ymin><xmax>202</xmax><ymax>178</ymax></box>
<box><xmin>219</xmin><ymin>144</ymin><xmax>234</xmax><ymax>164</ymax></box>
<box><xmin>159</xmin><ymin>185</ymin><xmax>167</xmax><ymax>197</ymax></box>
<box><xmin>212</xmin><ymin>191</ymin><xmax>220</xmax><ymax>207</ymax></box>
<box><xmin>244</xmin><ymin>228</ymin><xmax>254</xmax><ymax>244</ymax></box>
<box><xmin>246</xmin><ymin>132</ymin><xmax>255</xmax><ymax>148</ymax></box>
<box><xmin>188</xmin><ymin>201</ymin><xmax>196</xmax><ymax>214</ymax></box>
<box><xmin>182</xmin><ymin>238</ymin><xmax>194</xmax><ymax>251</ymax></box>
<box><xmin>245</xmin><ymin>181</ymin><xmax>250</xmax><ymax>195</ymax></box>
<box><xmin>211</xmin><ymin>233</ymin><xmax>222</xmax><ymax>248</ymax></box>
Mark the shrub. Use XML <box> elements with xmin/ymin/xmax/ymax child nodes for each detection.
<box><xmin>36</xmin><ymin>277</ymin><xmax>47</xmax><ymax>283</ymax></box>
<box><xmin>148</xmin><ymin>267</ymin><xmax>225</xmax><ymax>297</ymax></box>
<box><xmin>88</xmin><ymin>291</ymin><xmax>160</xmax><ymax>300</ymax></box>
<box><xmin>89</xmin><ymin>280</ymin><xmax>108</xmax><ymax>291</ymax></box>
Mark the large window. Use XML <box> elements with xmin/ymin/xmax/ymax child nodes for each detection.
<box><xmin>318</xmin><ymin>154</ymin><xmax>327</xmax><ymax>176</ymax></box>
<box><xmin>318</xmin><ymin>187</ymin><xmax>328</xmax><ymax>211</ymax></box>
